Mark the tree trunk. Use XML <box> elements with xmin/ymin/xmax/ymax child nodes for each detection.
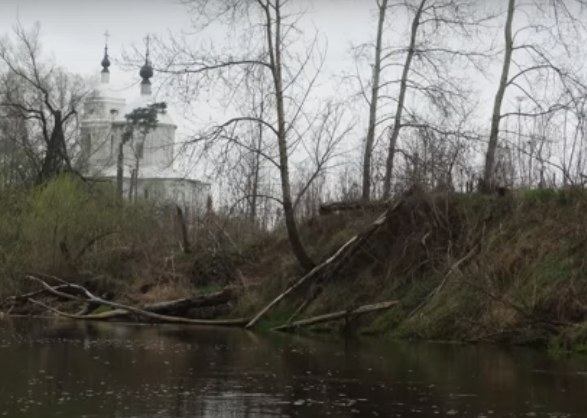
<box><xmin>116</xmin><ymin>141</ymin><xmax>124</xmax><ymax>203</ymax></box>
<box><xmin>268</xmin><ymin>1</ymin><xmax>314</xmax><ymax>271</ymax></box>
<box><xmin>272</xmin><ymin>300</ymin><xmax>399</xmax><ymax>332</ymax></box>
<box><xmin>383</xmin><ymin>0</ymin><xmax>427</xmax><ymax>199</ymax></box>
<box><xmin>362</xmin><ymin>0</ymin><xmax>388</xmax><ymax>201</ymax></box>
<box><xmin>482</xmin><ymin>0</ymin><xmax>515</xmax><ymax>191</ymax></box>
<box><xmin>74</xmin><ymin>289</ymin><xmax>233</xmax><ymax>320</ymax></box>
<box><xmin>176</xmin><ymin>205</ymin><xmax>192</xmax><ymax>254</ymax></box>
<box><xmin>27</xmin><ymin>276</ymin><xmax>248</xmax><ymax>326</ymax></box>
<box><xmin>134</xmin><ymin>156</ymin><xmax>140</xmax><ymax>202</ymax></box>
<box><xmin>39</xmin><ymin>110</ymin><xmax>68</xmax><ymax>182</ymax></box>
<box><xmin>250</xmin><ymin>101</ymin><xmax>264</xmax><ymax>226</ymax></box>
<box><xmin>128</xmin><ymin>168</ymin><xmax>135</xmax><ymax>200</ymax></box>
<box><xmin>246</xmin><ymin>198</ymin><xmax>403</xmax><ymax>329</ymax></box>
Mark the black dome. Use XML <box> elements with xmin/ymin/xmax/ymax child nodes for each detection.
<box><xmin>101</xmin><ymin>48</ymin><xmax>111</xmax><ymax>72</ymax></box>
<box><xmin>140</xmin><ymin>60</ymin><xmax>153</xmax><ymax>82</ymax></box>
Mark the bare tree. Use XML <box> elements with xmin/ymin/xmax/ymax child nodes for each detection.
<box><xmin>348</xmin><ymin>0</ymin><xmax>492</xmax><ymax>199</ymax></box>
<box><xmin>0</xmin><ymin>23</ymin><xmax>86</xmax><ymax>183</ymax></box>
<box><xmin>382</xmin><ymin>0</ymin><xmax>427</xmax><ymax>199</ymax></box>
<box><xmin>362</xmin><ymin>0</ymin><xmax>389</xmax><ymax>201</ymax></box>
<box><xmin>482</xmin><ymin>0</ymin><xmax>587</xmax><ymax>190</ymax></box>
<box><xmin>139</xmin><ymin>0</ymin><xmax>335</xmax><ymax>270</ymax></box>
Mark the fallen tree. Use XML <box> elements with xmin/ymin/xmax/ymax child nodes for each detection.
<box><xmin>319</xmin><ymin>200</ymin><xmax>388</xmax><ymax>215</ymax></box>
<box><xmin>80</xmin><ymin>289</ymin><xmax>234</xmax><ymax>320</ymax></box>
<box><xmin>23</xmin><ymin>276</ymin><xmax>248</xmax><ymax>326</ymax></box>
<box><xmin>272</xmin><ymin>301</ymin><xmax>400</xmax><ymax>332</ymax></box>
<box><xmin>245</xmin><ymin>197</ymin><xmax>404</xmax><ymax>329</ymax></box>
<box><xmin>3</xmin><ymin>195</ymin><xmax>408</xmax><ymax>333</ymax></box>
<box><xmin>2</xmin><ymin>284</ymin><xmax>82</xmax><ymax>306</ymax></box>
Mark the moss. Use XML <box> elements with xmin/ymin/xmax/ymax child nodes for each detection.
<box><xmin>90</xmin><ymin>305</ymin><xmax>113</xmax><ymax>315</ymax></box>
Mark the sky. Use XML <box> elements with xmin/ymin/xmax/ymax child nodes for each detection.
<box><xmin>0</xmin><ymin>0</ymin><xmax>374</xmax><ymax>108</ymax></box>
<box><xmin>0</xmin><ymin>0</ymin><xmax>512</xmax><ymax>185</ymax></box>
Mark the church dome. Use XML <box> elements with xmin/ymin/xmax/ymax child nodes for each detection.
<box><xmin>101</xmin><ymin>49</ymin><xmax>111</xmax><ymax>72</ymax></box>
<box><xmin>84</xmin><ymin>41</ymin><xmax>125</xmax><ymax>121</ymax></box>
<box><xmin>140</xmin><ymin>60</ymin><xmax>154</xmax><ymax>83</ymax></box>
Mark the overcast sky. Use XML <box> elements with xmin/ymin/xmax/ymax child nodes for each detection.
<box><xmin>0</xmin><ymin>0</ymin><xmax>374</xmax><ymax>104</ymax></box>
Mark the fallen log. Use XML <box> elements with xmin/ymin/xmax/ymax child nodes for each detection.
<box><xmin>79</xmin><ymin>289</ymin><xmax>234</xmax><ymax>320</ymax></box>
<box><xmin>26</xmin><ymin>276</ymin><xmax>248</xmax><ymax>327</ymax></box>
<box><xmin>319</xmin><ymin>200</ymin><xmax>387</xmax><ymax>215</ymax></box>
<box><xmin>272</xmin><ymin>300</ymin><xmax>399</xmax><ymax>332</ymax></box>
<box><xmin>245</xmin><ymin>198</ymin><xmax>403</xmax><ymax>329</ymax></box>
<box><xmin>2</xmin><ymin>284</ymin><xmax>81</xmax><ymax>306</ymax></box>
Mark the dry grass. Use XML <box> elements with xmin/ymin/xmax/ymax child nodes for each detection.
<box><xmin>233</xmin><ymin>188</ymin><xmax>587</xmax><ymax>347</ymax></box>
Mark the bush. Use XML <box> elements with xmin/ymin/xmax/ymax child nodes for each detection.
<box><xmin>0</xmin><ymin>174</ymin><xmax>162</xmax><ymax>293</ymax></box>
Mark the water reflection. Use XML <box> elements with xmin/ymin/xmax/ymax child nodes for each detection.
<box><xmin>0</xmin><ymin>318</ymin><xmax>586</xmax><ymax>417</ymax></box>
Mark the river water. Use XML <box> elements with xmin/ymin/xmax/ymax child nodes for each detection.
<box><xmin>1</xmin><ymin>318</ymin><xmax>586</xmax><ymax>417</ymax></box>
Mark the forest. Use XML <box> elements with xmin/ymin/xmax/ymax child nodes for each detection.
<box><xmin>2</xmin><ymin>0</ymin><xmax>587</xmax><ymax>350</ymax></box>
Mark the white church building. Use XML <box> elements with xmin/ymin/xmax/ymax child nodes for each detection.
<box><xmin>80</xmin><ymin>41</ymin><xmax>210</xmax><ymax>215</ymax></box>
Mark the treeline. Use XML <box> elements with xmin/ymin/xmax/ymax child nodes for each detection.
<box><xmin>2</xmin><ymin>1</ymin><xmax>587</xmax><ymax>274</ymax></box>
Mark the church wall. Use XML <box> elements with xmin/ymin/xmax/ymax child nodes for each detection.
<box><xmin>86</xmin><ymin>124</ymin><xmax>116</xmax><ymax>166</ymax></box>
<box><xmin>80</xmin><ymin>62</ymin><xmax>210</xmax><ymax>218</ymax></box>
<box><xmin>136</xmin><ymin>124</ymin><xmax>175</xmax><ymax>168</ymax></box>
<box><xmin>116</xmin><ymin>177</ymin><xmax>210</xmax><ymax>216</ymax></box>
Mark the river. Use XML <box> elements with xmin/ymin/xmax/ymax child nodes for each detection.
<box><xmin>0</xmin><ymin>318</ymin><xmax>586</xmax><ymax>417</ymax></box>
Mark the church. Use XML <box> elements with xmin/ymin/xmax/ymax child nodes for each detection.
<box><xmin>80</xmin><ymin>39</ymin><xmax>210</xmax><ymax>215</ymax></box>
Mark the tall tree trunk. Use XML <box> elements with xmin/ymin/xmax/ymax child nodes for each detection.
<box><xmin>176</xmin><ymin>205</ymin><xmax>192</xmax><ymax>254</ymax></box>
<box><xmin>128</xmin><ymin>168</ymin><xmax>135</xmax><ymax>200</ymax></box>
<box><xmin>116</xmin><ymin>141</ymin><xmax>124</xmax><ymax>203</ymax></box>
<box><xmin>266</xmin><ymin>0</ymin><xmax>314</xmax><ymax>271</ymax></box>
<box><xmin>382</xmin><ymin>0</ymin><xmax>427</xmax><ymax>199</ymax></box>
<box><xmin>362</xmin><ymin>0</ymin><xmax>388</xmax><ymax>201</ymax></box>
<box><xmin>482</xmin><ymin>0</ymin><xmax>515</xmax><ymax>191</ymax></box>
<box><xmin>134</xmin><ymin>156</ymin><xmax>140</xmax><ymax>202</ymax></box>
<box><xmin>250</xmin><ymin>101</ymin><xmax>264</xmax><ymax>226</ymax></box>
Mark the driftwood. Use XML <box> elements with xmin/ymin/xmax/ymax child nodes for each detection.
<box><xmin>78</xmin><ymin>289</ymin><xmax>234</xmax><ymax>320</ymax></box>
<box><xmin>2</xmin><ymin>284</ymin><xmax>79</xmax><ymax>305</ymax></box>
<box><xmin>26</xmin><ymin>276</ymin><xmax>248</xmax><ymax>326</ymax></box>
<box><xmin>245</xmin><ymin>198</ymin><xmax>403</xmax><ymax>329</ymax></box>
<box><xmin>285</xmin><ymin>285</ymin><xmax>323</xmax><ymax>325</ymax></box>
<box><xmin>272</xmin><ymin>301</ymin><xmax>399</xmax><ymax>332</ymax></box>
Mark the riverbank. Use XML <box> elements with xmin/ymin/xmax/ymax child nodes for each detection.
<box><xmin>234</xmin><ymin>187</ymin><xmax>587</xmax><ymax>351</ymax></box>
<box><xmin>2</xmin><ymin>178</ymin><xmax>587</xmax><ymax>351</ymax></box>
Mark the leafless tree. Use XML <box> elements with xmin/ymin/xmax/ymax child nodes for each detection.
<box><xmin>361</xmin><ymin>0</ymin><xmax>389</xmax><ymax>201</ymax></box>
<box><xmin>482</xmin><ymin>0</ymin><xmax>587</xmax><ymax>190</ymax></box>
<box><xmin>380</xmin><ymin>0</ymin><xmax>496</xmax><ymax>198</ymax></box>
<box><xmin>0</xmin><ymin>23</ymin><xmax>87</xmax><ymax>183</ymax></box>
<box><xmin>130</xmin><ymin>0</ymin><xmax>341</xmax><ymax>270</ymax></box>
<box><xmin>348</xmin><ymin>0</ymin><xmax>493</xmax><ymax>200</ymax></box>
